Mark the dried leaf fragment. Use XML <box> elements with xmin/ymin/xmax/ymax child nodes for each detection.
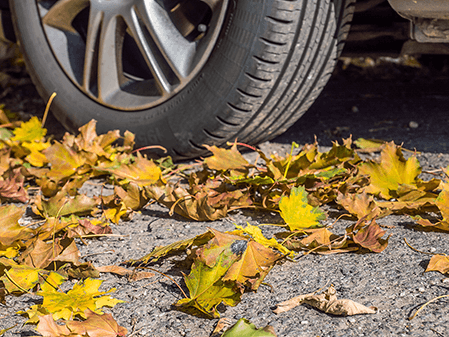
<box><xmin>97</xmin><ymin>265</ymin><xmax>155</xmax><ymax>281</ymax></box>
<box><xmin>274</xmin><ymin>284</ymin><xmax>377</xmax><ymax>316</ymax></box>
<box><xmin>425</xmin><ymin>254</ymin><xmax>449</xmax><ymax>275</ymax></box>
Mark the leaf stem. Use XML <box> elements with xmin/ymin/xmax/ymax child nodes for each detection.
<box><xmin>409</xmin><ymin>294</ymin><xmax>449</xmax><ymax>320</ymax></box>
<box><xmin>404</xmin><ymin>238</ymin><xmax>436</xmax><ymax>255</ymax></box>
<box><xmin>42</xmin><ymin>92</ymin><xmax>57</xmax><ymax>128</ymax></box>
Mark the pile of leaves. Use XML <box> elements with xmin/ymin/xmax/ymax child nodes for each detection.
<box><xmin>0</xmin><ymin>107</ymin><xmax>448</xmax><ymax>336</ymax></box>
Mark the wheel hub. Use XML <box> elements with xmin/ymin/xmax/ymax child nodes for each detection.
<box><xmin>37</xmin><ymin>0</ymin><xmax>228</xmax><ymax>110</ymax></box>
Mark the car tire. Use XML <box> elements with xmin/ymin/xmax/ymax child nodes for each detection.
<box><xmin>10</xmin><ymin>0</ymin><xmax>354</xmax><ymax>159</ymax></box>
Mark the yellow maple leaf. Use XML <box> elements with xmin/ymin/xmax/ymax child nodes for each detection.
<box><xmin>103</xmin><ymin>201</ymin><xmax>128</xmax><ymax>224</ymax></box>
<box><xmin>279</xmin><ymin>186</ymin><xmax>326</xmax><ymax>230</ymax></box>
<box><xmin>358</xmin><ymin>142</ymin><xmax>421</xmax><ymax>199</ymax></box>
<box><xmin>36</xmin><ymin>277</ymin><xmax>124</xmax><ymax>320</ymax></box>
<box><xmin>21</xmin><ymin>141</ymin><xmax>51</xmax><ymax>167</ymax></box>
<box><xmin>11</xmin><ymin>116</ymin><xmax>46</xmax><ymax>142</ymax></box>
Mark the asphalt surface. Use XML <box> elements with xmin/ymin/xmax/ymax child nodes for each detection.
<box><xmin>1</xmin><ymin>56</ymin><xmax>449</xmax><ymax>336</ymax></box>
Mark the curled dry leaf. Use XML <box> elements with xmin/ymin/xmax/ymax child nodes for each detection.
<box><xmin>425</xmin><ymin>254</ymin><xmax>449</xmax><ymax>275</ymax></box>
<box><xmin>66</xmin><ymin>309</ymin><xmax>127</xmax><ymax>337</ymax></box>
<box><xmin>97</xmin><ymin>265</ymin><xmax>155</xmax><ymax>281</ymax></box>
<box><xmin>274</xmin><ymin>284</ymin><xmax>377</xmax><ymax>316</ymax></box>
<box><xmin>347</xmin><ymin>217</ymin><xmax>390</xmax><ymax>253</ymax></box>
<box><xmin>36</xmin><ymin>314</ymin><xmax>72</xmax><ymax>337</ymax></box>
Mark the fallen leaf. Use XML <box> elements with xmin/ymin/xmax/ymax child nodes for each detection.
<box><xmin>0</xmin><ymin>168</ymin><xmax>28</xmax><ymax>203</ymax></box>
<box><xmin>36</xmin><ymin>277</ymin><xmax>124</xmax><ymax>320</ymax></box>
<box><xmin>337</xmin><ymin>191</ymin><xmax>386</xmax><ymax>220</ymax></box>
<box><xmin>132</xmin><ymin>231</ymin><xmax>214</xmax><ymax>264</ymax></box>
<box><xmin>347</xmin><ymin>218</ymin><xmax>390</xmax><ymax>253</ymax></box>
<box><xmin>274</xmin><ymin>284</ymin><xmax>377</xmax><ymax>316</ymax></box>
<box><xmin>36</xmin><ymin>314</ymin><xmax>72</xmax><ymax>337</ymax></box>
<box><xmin>96</xmin><ymin>152</ymin><xmax>163</xmax><ymax>187</ymax></box>
<box><xmin>279</xmin><ymin>186</ymin><xmax>326</xmax><ymax>230</ymax></box>
<box><xmin>96</xmin><ymin>265</ymin><xmax>155</xmax><ymax>281</ymax></box>
<box><xmin>0</xmin><ymin>205</ymin><xmax>33</xmax><ymax>246</ymax></box>
<box><xmin>204</xmin><ymin>143</ymin><xmax>250</xmax><ymax>176</ymax></box>
<box><xmin>176</xmin><ymin>230</ymin><xmax>245</xmax><ymax>318</ymax></box>
<box><xmin>33</xmin><ymin>190</ymin><xmax>99</xmax><ymax>219</ymax></box>
<box><xmin>11</xmin><ymin>116</ymin><xmax>46</xmax><ymax>142</ymax></box>
<box><xmin>425</xmin><ymin>254</ymin><xmax>449</xmax><ymax>275</ymax></box>
<box><xmin>44</xmin><ymin>142</ymin><xmax>86</xmax><ymax>182</ymax></box>
<box><xmin>357</xmin><ymin>142</ymin><xmax>421</xmax><ymax>199</ymax></box>
<box><xmin>221</xmin><ymin>318</ymin><xmax>277</xmax><ymax>337</ymax></box>
<box><xmin>66</xmin><ymin>309</ymin><xmax>127</xmax><ymax>337</ymax></box>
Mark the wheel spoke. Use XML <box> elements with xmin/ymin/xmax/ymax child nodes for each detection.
<box><xmin>134</xmin><ymin>1</ymin><xmax>197</xmax><ymax>79</ymax></box>
<box><xmin>126</xmin><ymin>6</ymin><xmax>174</xmax><ymax>95</ymax></box>
<box><xmin>97</xmin><ymin>15</ymin><xmax>123</xmax><ymax>103</ymax></box>
<box><xmin>82</xmin><ymin>5</ymin><xmax>102</xmax><ymax>93</ymax></box>
<box><xmin>83</xmin><ymin>4</ymin><xmax>123</xmax><ymax>104</ymax></box>
<box><xmin>42</xmin><ymin>0</ymin><xmax>89</xmax><ymax>34</ymax></box>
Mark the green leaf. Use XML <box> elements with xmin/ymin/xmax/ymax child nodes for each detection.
<box><xmin>279</xmin><ymin>186</ymin><xmax>326</xmax><ymax>230</ymax></box>
<box><xmin>175</xmin><ymin>230</ymin><xmax>245</xmax><ymax>318</ymax></box>
<box><xmin>221</xmin><ymin>318</ymin><xmax>276</xmax><ymax>337</ymax></box>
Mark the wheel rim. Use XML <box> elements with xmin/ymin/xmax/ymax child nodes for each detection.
<box><xmin>37</xmin><ymin>0</ymin><xmax>228</xmax><ymax>110</ymax></box>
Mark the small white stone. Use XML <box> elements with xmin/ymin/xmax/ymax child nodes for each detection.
<box><xmin>429</xmin><ymin>247</ymin><xmax>436</xmax><ymax>253</ymax></box>
<box><xmin>348</xmin><ymin>317</ymin><xmax>356</xmax><ymax>323</ymax></box>
<box><xmin>409</xmin><ymin>121</ymin><xmax>419</xmax><ymax>129</ymax></box>
<box><xmin>418</xmin><ymin>287</ymin><xmax>425</xmax><ymax>293</ymax></box>
<box><xmin>301</xmin><ymin>321</ymin><xmax>309</xmax><ymax>325</ymax></box>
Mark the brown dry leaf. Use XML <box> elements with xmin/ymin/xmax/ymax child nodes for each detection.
<box><xmin>274</xmin><ymin>284</ymin><xmax>377</xmax><ymax>316</ymax></box>
<box><xmin>337</xmin><ymin>191</ymin><xmax>386</xmax><ymax>220</ymax></box>
<box><xmin>347</xmin><ymin>217</ymin><xmax>390</xmax><ymax>253</ymax></box>
<box><xmin>97</xmin><ymin>265</ymin><xmax>155</xmax><ymax>281</ymax></box>
<box><xmin>425</xmin><ymin>254</ymin><xmax>449</xmax><ymax>275</ymax></box>
<box><xmin>66</xmin><ymin>309</ymin><xmax>127</xmax><ymax>337</ymax></box>
<box><xmin>36</xmin><ymin>314</ymin><xmax>73</xmax><ymax>337</ymax></box>
<box><xmin>146</xmin><ymin>184</ymin><xmax>228</xmax><ymax>221</ymax></box>
<box><xmin>20</xmin><ymin>238</ymin><xmax>81</xmax><ymax>269</ymax></box>
<box><xmin>67</xmin><ymin>218</ymin><xmax>112</xmax><ymax>238</ymax></box>
<box><xmin>223</xmin><ymin>239</ymin><xmax>282</xmax><ymax>290</ymax></box>
<box><xmin>0</xmin><ymin>168</ymin><xmax>28</xmax><ymax>203</ymax></box>
<box><xmin>19</xmin><ymin>238</ymin><xmax>64</xmax><ymax>269</ymax></box>
<box><xmin>72</xmin><ymin>120</ymin><xmax>121</xmax><ymax>160</ymax></box>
